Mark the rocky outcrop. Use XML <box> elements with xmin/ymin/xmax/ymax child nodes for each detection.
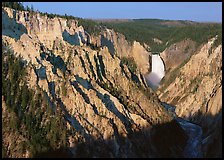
<box><xmin>2</xmin><ymin>7</ymin><xmax>176</xmax><ymax>158</ymax></box>
<box><xmin>97</xmin><ymin>28</ymin><xmax>151</xmax><ymax>74</ymax></box>
<box><xmin>157</xmin><ymin>37</ymin><xmax>222</xmax><ymax>157</ymax></box>
<box><xmin>3</xmin><ymin>6</ymin><xmax>221</xmax><ymax>158</ymax></box>
<box><xmin>160</xmin><ymin>39</ymin><xmax>196</xmax><ymax>73</ymax></box>
<box><xmin>2</xmin><ymin>7</ymin><xmax>151</xmax><ymax>75</ymax></box>
<box><xmin>158</xmin><ymin>37</ymin><xmax>222</xmax><ymax>119</ymax></box>
<box><xmin>2</xmin><ymin>7</ymin><xmax>90</xmax><ymax>49</ymax></box>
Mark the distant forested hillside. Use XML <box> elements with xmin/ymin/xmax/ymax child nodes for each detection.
<box><xmin>99</xmin><ymin>19</ymin><xmax>222</xmax><ymax>52</ymax></box>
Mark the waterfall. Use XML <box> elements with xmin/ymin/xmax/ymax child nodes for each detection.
<box><xmin>145</xmin><ymin>54</ymin><xmax>165</xmax><ymax>91</ymax></box>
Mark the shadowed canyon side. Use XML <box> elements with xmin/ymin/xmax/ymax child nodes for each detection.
<box><xmin>2</xmin><ymin>6</ymin><xmax>171</xmax><ymax>158</ymax></box>
<box><xmin>2</xmin><ymin>3</ymin><xmax>222</xmax><ymax>158</ymax></box>
<box><xmin>157</xmin><ymin>36</ymin><xmax>222</xmax><ymax>158</ymax></box>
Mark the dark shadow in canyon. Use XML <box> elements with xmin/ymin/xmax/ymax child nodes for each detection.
<box><xmin>189</xmin><ymin>109</ymin><xmax>222</xmax><ymax>158</ymax></box>
<box><xmin>70</xmin><ymin>80</ymin><xmax>90</xmax><ymax>104</ymax></box>
<box><xmin>48</xmin><ymin>81</ymin><xmax>56</xmax><ymax>98</ymax></box>
<box><xmin>32</xmin><ymin>109</ymin><xmax>222</xmax><ymax>158</ymax></box>
<box><xmin>94</xmin><ymin>54</ymin><xmax>104</xmax><ymax>81</ymax></box>
<box><xmin>34</xmin><ymin>148</ymin><xmax>73</xmax><ymax>158</ymax></box>
<box><xmin>69</xmin><ymin>79</ymin><xmax>100</xmax><ymax>115</ymax></box>
<box><xmin>2</xmin><ymin>9</ymin><xmax>28</xmax><ymax>40</ymax></box>
<box><xmin>62</xmin><ymin>30</ymin><xmax>81</xmax><ymax>46</ymax></box>
<box><xmin>119</xmin><ymin>61</ymin><xmax>141</xmax><ymax>86</ymax></box>
<box><xmin>97</xmin><ymin>53</ymin><xmax>106</xmax><ymax>78</ymax></box>
<box><xmin>100</xmin><ymin>35</ymin><xmax>115</xmax><ymax>57</ymax></box>
<box><xmin>140</xmin><ymin>73</ymin><xmax>148</xmax><ymax>88</ymax></box>
<box><xmin>56</xmin><ymin>97</ymin><xmax>91</xmax><ymax>141</ymax></box>
<box><xmin>75</xmin><ymin>75</ymin><xmax>92</xmax><ymax>90</ymax></box>
<box><xmin>102</xmin><ymin>94</ymin><xmax>133</xmax><ymax>134</ymax></box>
<box><xmin>160</xmin><ymin>101</ymin><xmax>222</xmax><ymax>158</ymax></box>
<box><xmin>130</xmin><ymin>71</ymin><xmax>141</xmax><ymax>86</ymax></box>
<box><xmin>79</xmin><ymin>56</ymin><xmax>88</xmax><ymax>74</ymax></box>
<box><xmin>45</xmin><ymin>52</ymin><xmax>67</xmax><ymax>76</ymax></box>
<box><xmin>120</xmin><ymin>62</ymin><xmax>130</xmax><ymax>80</ymax></box>
<box><xmin>84</xmin><ymin>51</ymin><xmax>97</xmax><ymax>79</ymax></box>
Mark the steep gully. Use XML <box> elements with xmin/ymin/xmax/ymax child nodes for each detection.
<box><xmin>145</xmin><ymin>54</ymin><xmax>203</xmax><ymax>158</ymax></box>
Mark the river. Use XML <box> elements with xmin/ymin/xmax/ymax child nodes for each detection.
<box><xmin>161</xmin><ymin>101</ymin><xmax>203</xmax><ymax>158</ymax></box>
<box><xmin>145</xmin><ymin>54</ymin><xmax>203</xmax><ymax>158</ymax></box>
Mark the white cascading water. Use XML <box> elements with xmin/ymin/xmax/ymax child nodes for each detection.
<box><xmin>145</xmin><ymin>54</ymin><xmax>165</xmax><ymax>91</ymax></box>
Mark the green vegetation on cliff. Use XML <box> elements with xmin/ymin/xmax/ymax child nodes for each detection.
<box><xmin>2</xmin><ymin>2</ymin><xmax>26</xmax><ymax>11</ymax></box>
<box><xmin>2</xmin><ymin>44</ymin><xmax>67</xmax><ymax>157</ymax></box>
<box><xmin>120</xmin><ymin>57</ymin><xmax>137</xmax><ymax>74</ymax></box>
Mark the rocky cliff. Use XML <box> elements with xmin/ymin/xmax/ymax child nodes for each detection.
<box><xmin>157</xmin><ymin>36</ymin><xmax>222</xmax><ymax>157</ymax></box>
<box><xmin>2</xmin><ymin>7</ymin><xmax>151</xmax><ymax>75</ymax></box>
<box><xmin>2</xmin><ymin>6</ymin><xmax>222</xmax><ymax>158</ymax></box>
<box><xmin>158</xmin><ymin>36</ymin><xmax>222</xmax><ymax>120</ymax></box>
<box><xmin>97</xmin><ymin>28</ymin><xmax>151</xmax><ymax>74</ymax></box>
<box><xmin>2</xmin><ymin>7</ymin><xmax>179</xmax><ymax>158</ymax></box>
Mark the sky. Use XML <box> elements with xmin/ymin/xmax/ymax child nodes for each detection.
<box><xmin>23</xmin><ymin>2</ymin><xmax>222</xmax><ymax>22</ymax></box>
